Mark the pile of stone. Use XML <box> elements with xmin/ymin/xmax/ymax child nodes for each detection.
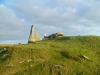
<box><xmin>43</xmin><ymin>32</ymin><xmax>64</xmax><ymax>39</ymax></box>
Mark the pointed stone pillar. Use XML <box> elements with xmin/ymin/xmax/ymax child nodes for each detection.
<box><xmin>28</xmin><ymin>25</ymin><xmax>35</xmax><ymax>43</ymax></box>
<box><xmin>30</xmin><ymin>25</ymin><xmax>34</xmax><ymax>35</ymax></box>
<box><xmin>28</xmin><ymin>25</ymin><xmax>40</xmax><ymax>43</ymax></box>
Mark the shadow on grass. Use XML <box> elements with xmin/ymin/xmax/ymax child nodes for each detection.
<box><xmin>60</xmin><ymin>51</ymin><xmax>81</xmax><ymax>62</ymax></box>
<box><xmin>56</xmin><ymin>37</ymin><xmax>70</xmax><ymax>40</ymax></box>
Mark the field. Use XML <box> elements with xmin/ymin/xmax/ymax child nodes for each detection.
<box><xmin>0</xmin><ymin>36</ymin><xmax>100</xmax><ymax>75</ymax></box>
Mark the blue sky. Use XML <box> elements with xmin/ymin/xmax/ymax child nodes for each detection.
<box><xmin>0</xmin><ymin>0</ymin><xmax>100</xmax><ymax>44</ymax></box>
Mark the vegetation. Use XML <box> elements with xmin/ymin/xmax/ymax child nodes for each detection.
<box><xmin>0</xmin><ymin>36</ymin><xmax>100</xmax><ymax>75</ymax></box>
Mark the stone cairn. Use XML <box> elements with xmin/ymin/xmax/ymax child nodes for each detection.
<box><xmin>28</xmin><ymin>25</ymin><xmax>40</xmax><ymax>43</ymax></box>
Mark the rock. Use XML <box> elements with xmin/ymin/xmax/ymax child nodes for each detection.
<box><xmin>80</xmin><ymin>54</ymin><xmax>90</xmax><ymax>60</ymax></box>
<box><xmin>45</xmin><ymin>32</ymin><xmax>64</xmax><ymax>39</ymax></box>
<box><xmin>30</xmin><ymin>65</ymin><xmax>33</xmax><ymax>67</ymax></box>
<box><xmin>28</xmin><ymin>25</ymin><xmax>40</xmax><ymax>43</ymax></box>
<box><xmin>55</xmin><ymin>32</ymin><xmax>64</xmax><ymax>36</ymax></box>
<box><xmin>27</xmin><ymin>59</ymin><xmax>32</xmax><ymax>62</ymax></box>
<box><xmin>82</xmin><ymin>55</ymin><xmax>89</xmax><ymax>60</ymax></box>
<box><xmin>3</xmin><ymin>48</ymin><xmax>7</xmax><ymax>50</ymax></box>
<box><xmin>0</xmin><ymin>48</ymin><xmax>7</xmax><ymax>53</ymax></box>
<box><xmin>19</xmin><ymin>61</ymin><xmax>24</xmax><ymax>64</ymax></box>
<box><xmin>0</xmin><ymin>50</ymin><xmax>3</xmax><ymax>53</ymax></box>
<box><xmin>48</xmin><ymin>34</ymin><xmax>57</xmax><ymax>39</ymax></box>
<box><xmin>3</xmin><ymin>54</ymin><xmax>10</xmax><ymax>57</ymax></box>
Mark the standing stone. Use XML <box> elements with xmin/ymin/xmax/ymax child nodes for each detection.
<box><xmin>28</xmin><ymin>25</ymin><xmax>40</xmax><ymax>43</ymax></box>
<box><xmin>30</xmin><ymin>25</ymin><xmax>34</xmax><ymax>35</ymax></box>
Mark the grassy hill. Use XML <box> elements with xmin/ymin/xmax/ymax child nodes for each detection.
<box><xmin>0</xmin><ymin>36</ymin><xmax>100</xmax><ymax>75</ymax></box>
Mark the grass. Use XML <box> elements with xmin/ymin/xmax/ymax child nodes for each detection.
<box><xmin>0</xmin><ymin>36</ymin><xmax>100</xmax><ymax>75</ymax></box>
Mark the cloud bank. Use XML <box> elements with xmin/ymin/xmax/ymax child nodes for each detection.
<box><xmin>0</xmin><ymin>0</ymin><xmax>100</xmax><ymax>44</ymax></box>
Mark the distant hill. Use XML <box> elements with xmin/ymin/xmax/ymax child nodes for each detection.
<box><xmin>0</xmin><ymin>36</ymin><xmax>100</xmax><ymax>75</ymax></box>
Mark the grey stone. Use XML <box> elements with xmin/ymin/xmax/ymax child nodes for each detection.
<box><xmin>55</xmin><ymin>32</ymin><xmax>64</xmax><ymax>36</ymax></box>
<box><xmin>44</xmin><ymin>32</ymin><xmax>64</xmax><ymax>39</ymax></box>
<box><xmin>28</xmin><ymin>25</ymin><xmax>40</xmax><ymax>43</ymax></box>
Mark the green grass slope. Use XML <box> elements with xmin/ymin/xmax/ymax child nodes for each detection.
<box><xmin>0</xmin><ymin>36</ymin><xmax>100</xmax><ymax>75</ymax></box>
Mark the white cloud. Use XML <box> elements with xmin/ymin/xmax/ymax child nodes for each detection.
<box><xmin>0</xmin><ymin>0</ymin><xmax>100</xmax><ymax>43</ymax></box>
<box><xmin>0</xmin><ymin>4</ymin><xmax>29</xmax><ymax>43</ymax></box>
<box><xmin>56</xmin><ymin>0</ymin><xmax>78</xmax><ymax>5</ymax></box>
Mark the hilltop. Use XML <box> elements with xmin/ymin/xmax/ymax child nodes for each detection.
<box><xmin>0</xmin><ymin>36</ymin><xmax>100</xmax><ymax>75</ymax></box>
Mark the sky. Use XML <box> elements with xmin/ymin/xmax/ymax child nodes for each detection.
<box><xmin>0</xmin><ymin>0</ymin><xmax>100</xmax><ymax>44</ymax></box>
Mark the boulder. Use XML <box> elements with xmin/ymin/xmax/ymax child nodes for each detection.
<box><xmin>55</xmin><ymin>32</ymin><xmax>64</xmax><ymax>36</ymax></box>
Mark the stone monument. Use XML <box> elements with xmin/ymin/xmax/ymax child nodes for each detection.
<box><xmin>28</xmin><ymin>25</ymin><xmax>40</xmax><ymax>43</ymax></box>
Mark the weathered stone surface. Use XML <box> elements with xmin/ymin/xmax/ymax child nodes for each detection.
<box><xmin>55</xmin><ymin>32</ymin><xmax>64</xmax><ymax>36</ymax></box>
<box><xmin>44</xmin><ymin>32</ymin><xmax>64</xmax><ymax>39</ymax></box>
<box><xmin>28</xmin><ymin>25</ymin><xmax>40</xmax><ymax>43</ymax></box>
<box><xmin>34</xmin><ymin>33</ymin><xmax>40</xmax><ymax>41</ymax></box>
